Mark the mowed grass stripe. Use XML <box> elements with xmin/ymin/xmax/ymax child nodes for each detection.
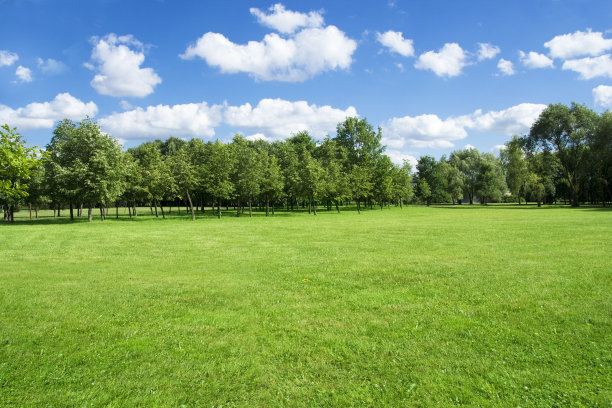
<box><xmin>1</xmin><ymin>206</ymin><xmax>610</xmax><ymax>406</ymax></box>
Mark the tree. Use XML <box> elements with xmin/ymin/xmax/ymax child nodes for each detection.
<box><xmin>591</xmin><ymin>111</ymin><xmax>612</xmax><ymax>205</ymax></box>
<box><xmin>47</xmin><ymin>118</ymin><xmax>125</xmax><ymax>221</ymax></box>
<box><xmin>500</xmin><ymin>135</ymin><xmax>528</xmax><ymax>204</ymax></box>
<box><xmin>232</xmin><ymin>135</ymin><xmax>262</xmax><ymax>217</ymax></box>
<box><xmin>415</xmin><ymin>155</ymin><xmax>446</xmax><ymax>205</ymax></box>
<box><xmin>300</xmin><ymin>149</ymin><xmax>324</xmax><ymax>215</ymax></box>
<box><xmin>334</xmin><ymin>117</ymin><xmax>384</xmax><ymax>168</ymax></box>
<box><xmin>439</xmin><ymin>159</ymin><xmax>463</xmax><ymax>205</ymax></box>
<box><xmin>348</xmin><ymin>165</ymin><xmax>372</xmax><ymax>213</ymax></box>
<box><xmin>0</xmin><ymin>125</ymin><xmax>44</xmax><ymax>221</ymax></box>
<box><xmin>527</xmin><ymin>103</ymin><xmax>598</xmax><ymax>207</ymax></box>
<box><xmin>137</xmin><ymin>142</ymin><xmax>174</xmax><ymax>219</ymax></box>
<box><xmin>259</xmin><ymin>152</ymin><xmax>284</xmax><ymax>216</ymax></box>
<box><xmin>168</xmin><ymin>145</ymin><xmax>198</xmax><ymax>220</ymax></box>
<box><xmin>391</xmin><ymin>160</ymin><xmax>413</xmax><ymax>207</ymax></box>
<box><xmin>476</xmin><ymin>153</ymin><xmax>507</xmax><ymax>204</ymax></box>
<box><xmin>205</xmin><ymin>141</ymin><xmax>235</xmax><ymax>218</ymax></box>
<box><xmin>315</xmin><ymin>138</ymin><xmax>349</xmax><ymax>212</ymax></box>
<box><xmin>373</xmin><ymin>155</ymin><xmax>394</xmax><ymax>209</ymax></box>
<box><xmin>450</xmin><ymin>148</ymin><xmax>481</xmax><ymax>204</ymax></box>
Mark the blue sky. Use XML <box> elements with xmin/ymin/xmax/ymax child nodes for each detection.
<box><xmin>1</xmin><ymin>0</ymin><xmax>611</xmax><ymax>165</ymax></box>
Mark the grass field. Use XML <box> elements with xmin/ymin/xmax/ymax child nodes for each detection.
<box><xmin>1</xmin><ymin>205</ymin><xmax>610</xmax><ymax>406</ymax></box>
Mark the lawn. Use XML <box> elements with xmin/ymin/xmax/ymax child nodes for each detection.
<box><xmin>1</xmin><ymin>205</ymin><xmax>610</xmax><ymax>406</ymax></box>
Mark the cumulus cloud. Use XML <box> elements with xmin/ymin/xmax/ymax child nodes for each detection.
<box><xmin>0</xmin><ymin>50</ymin><xmax>19</xmax><ymax>67</ymax></box>
<box><xmin>245</xmin><ymin>133</ymin><xmax>269</xmax><ymax>142</ymax></box>
<box><xmin>377</xmin><ymin>31</ymin><xmax>415</xmax><ymax>57</ymax></box>
<box><xmin>250</xmin><ymin>3</ymin><xmax>323</xmax><ymax>34</ymax></box>
<box><xmin>181</xmin><ymin>5</ymin><xmax>356</xmax><ymax>82</ymax></box>
<box><xmin>87</xmin><ymin>34</ymin><xmax>161</xmax><ymax>97</ymax></box>
<box><xmin>593</xmin><ymin>85</ymin><xmax>612</xmax><ymax>107</ymax></box>
<box><xmin>385</xmin><ymin>149</ymin><xmax>418</xmax><ymax>167</ymax></box>
<box><xmin>383</xmin><ymin>114</ymin><xmax>467</xmax><ymax>149</ymax></box>
<box><xmin>544</xmin><ymin>29</ymin><xmax>612</xmax><ymax>59</ymax></box>
<box><xmin>562</xmin><ymin>54</ymin><xmax>612</xmax><ymax>79</ymax></box>
<box><xmin>15</xmin><ymin>66</ymin><xmax>33</xmax><ymax>82</ymax></box>
<box><xmin>99</xmin><ymin>102</ymin><xmax>223</xmax><ymax>139</ymax></box>
<box><xmin>519</xmin><ymin>51</ymin><xmax>554</xmax><ymax>69</ymax></box>
<box><xmin>414</xmin><ymin>43</ymin><xmax>468</xmax><ymax>77</ymax></box>
<box><xmin>224</xmin><ymin>98</ymin><xmax>357</xmax><ymax>140</ymax></box>
<box><xmin>477</xmin><ymin>43</ymin><xmax>500</xmax><ymax>61</ymax></box>
<box><xmin>37</xmin><ymin>58</ymin><xmax>68</xmax><ymax>75</ymax></box>
<box><xmin>95</xmin><ymin>98</ymin><xmax>356</xmax><ymax>141</ymax></box>
<box><xmin>497</xmin><ymin>58</ymin><xmax>515</xmax><ymax>75</ymax></box>
<box><xmin>382</xmin><ymin>103</ymin><xmax>546</xmax><ymax>149</ymax></box>
<box><xmin>457</xmin><ymin>103</ymin><xmax>547</xmax><ymax>135</ymax></box>
<box><xmin>0</xmin><ymin>93</ymin><xmax>98</xmax><ymax>130</ymax></box>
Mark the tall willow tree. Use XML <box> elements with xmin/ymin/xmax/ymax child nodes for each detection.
<box><xmin>527</xmin><ymin>103</ymin><xmax>598</xmax><ymax>207</ymax></box>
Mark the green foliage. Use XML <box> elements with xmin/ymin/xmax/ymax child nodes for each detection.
<box><xmin>0</xmin><ymin>124</ymin><xmax>44</xmax><ymax>201</ymax></box>
<box><xmin>500</xmin><ymin>135</ymin><xmax>528</xmax><ymax>204</ymax></box>
<box><xmin>527</xmin><ymin>103</ymin><xmax>598</xmax><ymax>206</ymax></box>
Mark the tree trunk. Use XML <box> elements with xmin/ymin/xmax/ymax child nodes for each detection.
<box><xmin>154</xmin><ymin>203</ymin><xmax>158</xmax><ymax>217</ymax></box>
<box><xmin>312</xmin><ymin>197</ymin><xmax>317</xmax><ymax>215</ymax></box>
<box><xmin>35</xmin><ymin>207</ymin><xmax>39</xmax><ymax>219</ymax></box>
<box><xmin>88</xmin><ymin>206</ymin><xmax>93</xmax><ymax>222</ymax></box>
<box><xmin>335</xmin><ymin>200</ymin><xmax>340</xmax><ymax>213</ymax></box>
<box><xmin>116</xmin><ymin>203</ymin><xmax>119</xmax><ymax>219</ymax></box>
<box><xmin>69</xmin><ymin>202</ymin><xmax>74</xmax><ymax>221</ymax></box>
<box><xmin>266</xmin><ymin>199</ymin><xmax>270</xmax><ymax>217</ymax></box>
<box><xmin>128</xmin><ymin>205</ymin><xmax>132</xmax><ymax>219</ymax></box>
<box><xmin>357</xmin><ymin>199</ymin><xmax>361</xmax><ymax>214</ymax></box>
<box><xmin>29</xmin><ymin>203</ymin><xmax>32</xmax><ymax>220</ymax></box>
<box><xmin>217</xmin><ymin>199</ymin><xmax>221</xmax><ymax>219</ymax></box>
<box><xmin>159</xmin><ymin>201</ymin><xmax>166</xmax><ymax>219</ymax></box>
<box><xmin>249</xmin><ymin>200</ymin><xmax>252</xmax><ymax>217</ymax></box>
<box><xmin>571</xmin><ymin>190</ymin><xmax>579</xmax><ymax>207</ymax></box>
<box><xmin>186</xmin><ymin>189</ymin><xmax>195</xmax><ymax>221</ymax></box>
<box><xmin>236</xmin><ymin>199</ymin><xmax>241</xmax><ymax>217</ymax></box>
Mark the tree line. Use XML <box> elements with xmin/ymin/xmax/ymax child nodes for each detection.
<box><xmin>1</xmin><ymin>103</ymin><xmax>610</xmax><ymax>222</ymax></box>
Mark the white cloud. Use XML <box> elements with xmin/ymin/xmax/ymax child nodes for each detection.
<box><xmin>593</xmin><ymin>85</ymin><xmax>612</xmax><ymax>107</ymax></box>
<box><xmin>383</xmin><ymin>114</ymin><xmax>467</xmax><ymax>149</ymax></box>
<box><xmin>464</xmin><ymin>144</ymin><xmax>476</xmax><ymax>150</ymax></box>
<box><xmin>477</xmin><ymin>43</ymin><xmax>500</xmax><ymax>61</ymax></box>
<box><xmin>382</xmin><ymin>103</ymin><xmax>546</xmax><ymax>149</ymax></box>
<box><xmin>37</xmin><ymin>58</ymin><xmax>68</xmax><ymax>75</ymax></box>
<box><xmin>99</xmin><ymin>102</ymin><xmax>223</xmax><ymax>140</ymax></box>
<box><xmin>385</xmin><ymin>149</ymin><xmax>418</xmax><ymax>168</ymax></box>
<box><xmin>544</xmin><ymin>29</ymin><xmax>612</xmax><ymax>59</ymax></box>
<box><xmin>562</xmin><ymin>54</ymin><xmax>612</xmax><ymax>79</ymax></box>
<box><xmin>414</xmin><ymin>43</ymin><xmax>468</xmax><ymax>77</ymax></box>
<box><xmin>181</xmin><ymin>24</ymin><xmax>357</xmax><ymax>82</ymax></box>
<box><xmin>0</xmin><ymin>50</ymin><xmax>19</xmax><ymax>67</ymax></box>
<box><xmin>519</xmin><ymin>51</ymin><xmax>554</xmax><ymax>69</ymax></box>
<box><xmin>224</xmin><ymin>98</ymin><xmax>357</xmax><ymax>140</ymax></box>
<box><xmin>497</xmin><ymin>58</ymin><xmax>515</xmax><ymax>75</ymax></box>
<box><xmin>491</xmin><ymin>144</ymin><xmax>506</xmax><ymax>154</ymax></box>
<box><xmin>457</xmin><ymin>103</ymin><xmax>547</xmax><ymax>135</ymax></box>
<box><xmin>119</xmin><ymin>100</ymin><xmax>134</xmax><ymax>110</ymax></box>
<box><xmin>15</xmin><ymin>66</ymin><xmax>33</xmax><ymax>82</ymax></box>
<box><xmin>245</xmin><ymin>133</ymin><xmax>269</xmax><ymax>142</ymax></box>
<box><xmin>0</xmin><ymin>93</ymin><xmax>98</xmax><ymax>130</ymax></box>
<box><xmin>377</xmin><ymin>31</ymin><xmax>415</xmax><ymax>57</ymax></box>
<box><xmin>88</xmin><ymin>34</ymin><xmax>161</xmax><ymax>97</ymax></box>
<box><xmin>249</xmin><ymin>3</ymin><xmax>323</xmax><ymax>34</ymax></box>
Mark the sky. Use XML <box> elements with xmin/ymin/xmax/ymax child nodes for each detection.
<box><xmin>1</xmin><ymin>0</ymin><xmax>611</xmax><ymax>165</ymax></box>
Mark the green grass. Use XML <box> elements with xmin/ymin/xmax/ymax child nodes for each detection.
<box><xmin>1</xmin><ymin>205</ymin><xmax>610</xmax><ymax>406</ymax></box>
